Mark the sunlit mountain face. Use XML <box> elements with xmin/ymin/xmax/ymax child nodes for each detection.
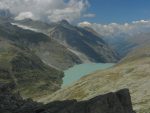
<box><xmin>0</xmin><ymin>1</ymin><xmax>150</xmax><ymax>113</ymax></box>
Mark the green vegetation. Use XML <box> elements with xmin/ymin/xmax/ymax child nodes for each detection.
<box><xmin>0</xmin><ymin>43</ymin><xmax>64</xmax><ymax>99</ymax></box>
<box><xmin>0</xmin><ymin>24</ymin><xmax>64</xmax><ymax>99</ymax></box>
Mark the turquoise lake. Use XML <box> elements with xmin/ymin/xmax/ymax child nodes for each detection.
<box><xmin>62</xmin><ymin>63</ymin><xmax>115</xmax><ymax>87</ymax></box>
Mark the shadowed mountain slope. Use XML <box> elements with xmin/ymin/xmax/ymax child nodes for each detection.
<box><xmin>14</xmin><ymin>19</ymin><xmax>119</xmax><ymax>63</ymax></box>
<box><xmin>0</xmin><ymin>19</ymin><xmax>82</xmax><ymax>70</ymax></box>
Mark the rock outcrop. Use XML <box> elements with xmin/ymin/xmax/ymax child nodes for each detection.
<box><xmin>37</xmin><ymin>89</ymin><xmax>135</xmax><ymax>113</ymax></box>
<box><xmin>0</xmin><ymin>84</ymin><xmax>135</xmax><ymax>113</ymax></box>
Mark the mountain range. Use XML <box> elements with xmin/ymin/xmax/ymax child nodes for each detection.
<box><xmin>0</xmin><ymin>12</ymin><xmax>118</xmax><ymax>100</ymax></box>
<box><xmin>0</xmin><ymin>9</ymin><xmax>149</xmax><ymax>113</ymax></box>
<box><xmin>12</xmin><ymin>19</ymin><xmax>119</xmax><ymax>63</ymax></box>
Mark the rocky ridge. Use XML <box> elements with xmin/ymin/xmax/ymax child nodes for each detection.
<box><xmin>0</xmin><ymin>83</ymin><xmax>135</xmax><ymax>113</ymax></box>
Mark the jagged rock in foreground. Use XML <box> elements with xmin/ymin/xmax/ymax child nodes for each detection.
<box><xmin>0</xmin><ymin>83</ymin><xmax>41</xmax><ymax>113</ymax></box>
<box><xmin>0</xmin><ymin>83</ymin><xmax>135</xmax><ymax>113</ymax></box>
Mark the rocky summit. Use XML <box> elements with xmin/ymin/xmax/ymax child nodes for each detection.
<box><xmin>0</xmin><ymin>83</ymin><xmax>135</xmax><ymax>113</ymax></box>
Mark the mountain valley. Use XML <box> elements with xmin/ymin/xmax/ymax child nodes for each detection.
<box><xmin>0</xmin><ymin>5</ymin><xmax>149</xmax><ymax>113</ymax></box>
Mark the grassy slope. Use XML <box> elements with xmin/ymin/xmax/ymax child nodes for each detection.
<box><xmin>0</xmin><ymin>19</ymin><xmax>80</xmax><ymax>100</ymax></box>
<box><xmin>39</xmin><ymin>43</ymin><xmax>150</xmax><ymax>113</ymax></box>
<box><xmin>0</xmin><ymin>39</ymin><xmax>64</xmax><ymax>100</ymax></box>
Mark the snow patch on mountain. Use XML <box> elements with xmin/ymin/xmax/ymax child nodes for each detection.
<box><xmin>11</xmin><ymin>23</ymin><xmax>39</xmax><ymax>32</ymax></box>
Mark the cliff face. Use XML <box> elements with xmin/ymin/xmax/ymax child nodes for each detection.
<box><xmin>0</xmin><ymin>84</ymin><xmax>135</xmax><ymax>113</ymax></box>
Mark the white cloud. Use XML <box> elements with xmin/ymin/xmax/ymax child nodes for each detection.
<box><xmin>132</xmin><ymin>20</ymin><xmax>149</xmax><ymax>24</ymax></box>
<box><xmin>83</xmin><ymin>13</ymin><xmax>96</xmax><ymax>18</ymax></box>
<box><xmin>15</xmin><ymin>12</ymin><xmax>34</xmax><ymax>20</ymax></box>
<box><xmin>0</xmin><ymin>0</ymin><xmax>90</xmax><ymax>23</ymax></box>
<box><xmin>0</xmin><ymin>2</ymin><xmax>8</xmax><ymax>9</ymax></box>
<box><xmin>78</xmin><ymin>20</ymin><xmax>150</xmax><ymax>37</ymax></box>
<box><xmin>78</xmin><ymin>21</ymin><xmax>92</xmax><ymax>26</ymax></box>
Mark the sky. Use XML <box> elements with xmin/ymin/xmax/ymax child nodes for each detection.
<box><xmin>78</xmin><ymin>0</ymin><xmax>150</xmax><ymax>37</ymax></box>
<box><xmin>1</xmin><ymin>0</ymin><xmax>150</xmax><ymax>36</ymax></box>
<box><xmin>85</xmin><ymin>0</ymin><xmax>150</xmax><ymax>24</ymax></box>
<box><xmin>0</xmin><ymin>0</ymin><xmax>150</xmax><ymax>24</ymax></box>
<box><xmin>0</xmin><ymin>0</ymin><xmax>89</xmax><ymax>23</ymax></box>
